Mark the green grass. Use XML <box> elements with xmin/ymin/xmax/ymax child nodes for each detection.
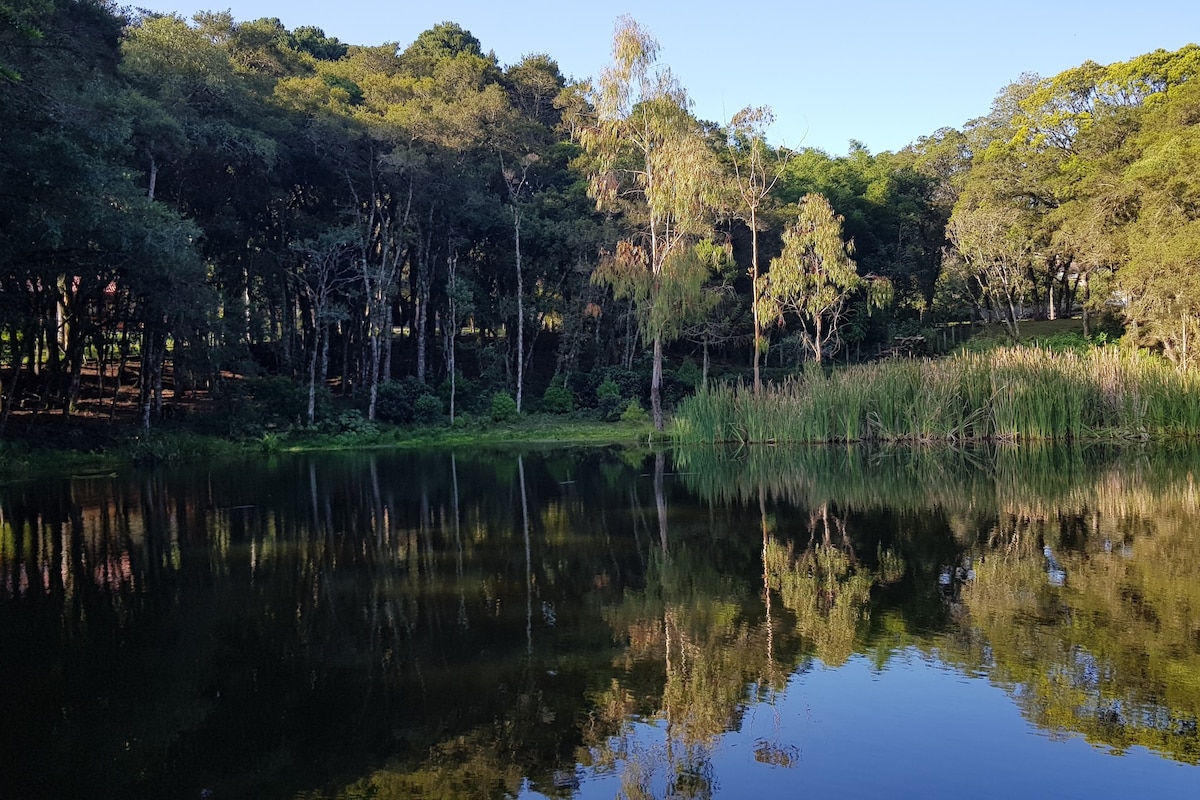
<box><xmin>673</xmin><ymin>347</ymin><xmax>1200</xmax><ymax>445</ymax></box>
<box><xmin>280</xmin><ymin>414</ymin><xmax>656</xmax><ymax>451</ymax></box>
<box><xmin>0</xmin><ymin>414</ymin><xmax>655</xmax><ymax>484</ymax></box>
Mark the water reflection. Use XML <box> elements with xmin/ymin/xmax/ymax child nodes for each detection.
<box><xmin>676</xmin><ymin>444</ymin><xmax>1200</xmax><ymax>766</ymax></box>
<box><xmin>1</xmin><ymin>444</ymin><xmax>1198</xmax><ymax>798</ymax></box>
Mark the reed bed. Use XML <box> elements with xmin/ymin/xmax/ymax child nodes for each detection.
<box><xmin>673</xmin><ymin>347</ymin><xmax>1200</xmax><ymax>445</ymax></box>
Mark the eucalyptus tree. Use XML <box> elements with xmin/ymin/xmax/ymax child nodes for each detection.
<box><xmin>581</xmin><ymin>16</ymin><xmax>722</xmax><ymax>430</ymax></box>
<box><xmin>761</xmin><ymin>194</ymin><xmax>890</xmax><ymax>364</ymax></box>
<box><xmin>774</xmin><ymin>143</ymin><xmax>942</xmax><ymax>348</ymax></box>
<box><xmin>502</xmin><ymin>153</ymin><xmax>536</xmax><ymax>412</ymax></box>
<box><xmin>726</xmin><ymin>106</ymin><xmax>785</xmax><ymax>393</ymax></box>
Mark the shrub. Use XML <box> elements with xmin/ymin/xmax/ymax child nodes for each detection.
<box><xmin>596</xmin><ymin>377</ymin><xmax>621</xmax><ymax>401</ymax></box>
<box><xmin>413</xmin><ymin>393</ymin><xmax>444</xmax><ymax>425</ymax></box>
<box><xmin>675</xmin><ymin>358</ymin><xmax>702</xmax><ymax>389</ymax></box>
<box><xmin>620</xmin><ymin>399</ymin><xmax>649</xmax><ymax>423</ymax></box>
<box><xmin>596</xmin><ymin>378</ymin><xmax>625</xmax><ymax>421</ymax></box>
<box><xmin>323</xmin><ymin>409</ymin><xmax>379</xmax><ymax>436</ymax></box>
<box><xmin>491</xmin><ymin>390</ymin><xmax>518</xmax><ymax>422</ymax></box>
<box><xmin>603</xmin><ymin>367</ymin><xmax>645</xmax><ymax>403</ymax></box>
<box><xmin>542</xmin><ymin>383</ymin><xmax>574</xmax><ymax>414</ymax></box>
<box><xmin>439</xmin><ymin>373</ymin><xmax>487</xmax><ymax>416</ymax></box>
<box><xmin>376</xmin><ymin>377</ymin><xmax>436</xmax><ymax>424</ymax></box>
<box><xmin>248</xmin><ymin>375</ymin><xmax>308</xmax><ymax>425</ymax></box>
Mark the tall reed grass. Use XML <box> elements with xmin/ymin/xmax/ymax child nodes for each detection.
<box><xmin>673</xmin><ymin>347</ymin><xmax>1200</xmax><ymax>445</ymax></box>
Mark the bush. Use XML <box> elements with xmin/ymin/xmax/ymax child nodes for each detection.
<box><xmin>620</xmin><ymin>399</ymin><xmax>649</xmax><ymax>423</ymax></box>
<box><xmin>675</xmin><ymin>358</ymin><xmax>702</xmax><ymax>389</ymax></box>
<box><xmin>413</xmin><ymin>393</ymin><xmax>444</xmax><ymax>425</ymax></box>
<box><xmin>603</xmin><ymin>367</ymin><xmax>645</xmax><ymax>403</ymax></box>
<box><xmin>491</xmin><ymin>390</ymin><xmax>518</xmax><ymax>422</ymax></box>
<box><xmin>376</xmin><ymin>377</ymin><xmax>434</xmax><ymax>424</ymax></box>
<box><xmin>663</xmin><ymin>368</ymin><xmax>697</xmax><ymax>409</ymax></box>
<box><xmin>323</xmin><ymin>409</ymin><xmax>379</xmax><ymax>436</ymax></box>
<box><xmin>439</xmin><ymin>373</ymin><xmax>487</xmax><ymax>417</ymax></box>
<box><xmin>596</xmin><ymin>378</ymin><xmax>625</xmax><ymax>421</ymax></box>
<box><xmin>596</xmin><ymin>377</ymin><xmax>621</xmax><ymax>401</ymax></box>
<box><xmin>127</xmin><ymin>432</ymin><xmax>218</xmax><ymax>466</ymax></box>
<box><xmin>248</xmin><ymin>375</ymin><xmax>308</xmax><ymax>425</ymax></box>
<box><xmin>542</xmin><ymin>383</ymin><xmax>574</xmax><ymax>414</ymax></box>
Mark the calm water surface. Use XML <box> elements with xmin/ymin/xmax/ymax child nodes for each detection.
<box><xmin>1</xmin><ymin>444</ymin><xmax>1198</xmax><ymax>798</ymax></box>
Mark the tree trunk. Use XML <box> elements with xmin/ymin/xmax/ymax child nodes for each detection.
<box><xmin>651</xmin><ymin>333</ymin><xmax>664</xmax><ymax>431</ymax></box>
<box><xmin>109</xmin><ymin>322</ymin><xmax>131</xmax><ymax>425</ymax></box>
<box><xmin>147</xmin><ymin>153</ymin><xmax>158</xmax><ymax>201</ymax></box>
<box><xmin>367</xmin><ymin>324</ymin><xmax>380</xmax><ymax>422</ymax></box>
<box><xmin>750</xmin><ymin>207</ymin><xmax>762</xmax><ymax>395</ymax></box>
<box><xmin>445</xmin><ymin>251</ymin><xmax>458</xmax><ymax>424</ymax></box>
<box><xmin>382</xmin><ymin>305</ymin><xmax>393</xmax><ymax>384</ymax></box>
<box><xmin>0</xmin><ymin>327</ymin><xmax>26</xmax><ymax>438</ymax></box>
<box><xmin>140</xmin><ymin>331</ymin><xmax>155</xmax><ymax>431</ymax></box>
<box><xmin>515</xmin><ymin>206</ymin><xmax>524</xmax><ymax>414</ymax></box>
<box><xmin>306</xmin><ymin>325</ymin><xmax>321</xmax><ymax>426</ymax></box>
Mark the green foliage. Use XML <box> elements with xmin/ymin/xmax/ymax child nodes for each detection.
<box><xmin>594</xmin><ymin>377</ymin><xmax>626</xmax><ymax>421</ymax></box>
<box><xmin>439</xmin><ymin>373</ymin><xmax>488</xmax><ymax>417</ymax></box>
<box><xmin>376</xmin><ymin>378</ymin><xmax>438</xmax><ymax>424</ymax></box>
<box><xmin>593</xmin><ymin>371</ymin><xmax>649</xmax><ymax>420</ymax></box>
<box><xmin>287</xmin><ymin>25</ymin><xmax>347</xmax><ymax>61</ymax></box>
<box><xmin>6</xmin><ymin>3</ymin><xmax>1200</xmax><ymax>451</ymax></box>
<box><xmin>490</xmin><ymin>390</ymin><xmax>518</xmax><ymax>422</ymax></box>
<box><xmin>596</xmin><ymin>377</ymin><xmax>622</xmax><ymax>400</ymax></box>
<box><xmin>321</xmin><ymin>409</ymin><xmax>379</xmax><ymax>437</ymax></box>
<box><xmin>541</xmin><ymin>382</ymin><xmax>574</xmax><ymax>414</ymax></box>
<box><xmin>762</xmin><ymin>193</ymin><xmax>889</xmax><ymax>363</ymax></box>
<box><xmin>674</xmin><ymin>347</ymin><xmax>1200</xmax><ymax>444</ymax></box>
<box><xmin>126</xmin><ymin>432</ymin><xmax>222</xmax><ymax>466</ymax></box>
<box><xmin>412</xmin><ymin>393</ymin><xmax>444</xmax><ymax>425</ymax></box>
<box><xmin>248</xmin><ymin>376</ymin><xmax>309</xmax><ymax>425</ymax></box>
<box><xmin>619</xmin><ymin>398</ymin><xmax>649</xmax><ymax>423</ymax></box>
<box><xmin>674</xmin><ymin>358</ymin><xmax>702</xmax><ymax>389</ymax></box>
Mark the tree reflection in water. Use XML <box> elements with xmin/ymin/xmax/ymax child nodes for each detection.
<box><xmin>1</xmin><ymin>444</ymin><xmax>1198</xmax><ymax>798</ymax></box>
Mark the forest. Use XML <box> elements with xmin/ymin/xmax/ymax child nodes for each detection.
<box><xmin>2</xmin><ymin>0</ymin><xmax>1199</xmax><ymax>439</ymax></box>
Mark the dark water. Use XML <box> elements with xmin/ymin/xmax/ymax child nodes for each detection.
<box><xmin>2</xmin><ymin>444</ymin><xmax>1198</xmax><ymax>799</ymax></box>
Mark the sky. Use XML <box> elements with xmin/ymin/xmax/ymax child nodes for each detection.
<box><xmin>128</xmin><ymin>1</ymin><xmax>1200</xmax><ymax>155</ymax></box>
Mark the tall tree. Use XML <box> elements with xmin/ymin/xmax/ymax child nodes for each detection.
<box><xmin>945</xmin><ymin>201</ymin><xmax>1036</xmax><ymax>339</ymax></box>
<box><xmin>1117</xmin><ymin>76</ymin><xmax>1200</xmax><ymax>367</ymax></box>
<box><xmin>581</xmin><ymin>16</ymin><xmax>720</xmax><ymax>430</ymax></box>
<box><xmin>726</xmin><ymin>106</ymin><xmax>784</xmax><ymax>394</ymax></box>
<box><xmin>761</xmin><ymin>194</ymin><xmax>888</xmax><ymax>363</ymax></box>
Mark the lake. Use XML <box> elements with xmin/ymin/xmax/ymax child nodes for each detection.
<box><xmin>2</xmin><ymin>444</ymin><xmax>1198</xmax><ymax>798</ymax></box>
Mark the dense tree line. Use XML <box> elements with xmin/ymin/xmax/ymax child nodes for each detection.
<box><xmin>1</xmin><ymin>1</ymin><xmax>1197</xmax><ymax>436</ymax></box>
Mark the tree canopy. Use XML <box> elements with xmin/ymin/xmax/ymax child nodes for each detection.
<box><xmin>1</xmin><ymin>3</ymin><xmax>1197</xmax><ymax>439</ymax></box>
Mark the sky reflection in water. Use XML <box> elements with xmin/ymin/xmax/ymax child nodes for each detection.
<box><xmin>551</xmin><ymin>651</ymin><xmax>1198</xmax><ymax>800</ymax></box>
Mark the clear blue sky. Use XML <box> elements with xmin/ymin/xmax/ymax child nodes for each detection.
<box><xmin>130</xmin><ymin>1</ymin><xmax>1200</xmax><ymax>155</ymax></box>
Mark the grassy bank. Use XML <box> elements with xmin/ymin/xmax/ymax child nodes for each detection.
<box><xmin>673</xmin><ymin>347</ymin><xmax>1200</xmax><ymax>445</ymax></box>
<box><xmin>0</xmin><ymin>415</ymin><xmax>655</xmax><ymax>483</ymax></box>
